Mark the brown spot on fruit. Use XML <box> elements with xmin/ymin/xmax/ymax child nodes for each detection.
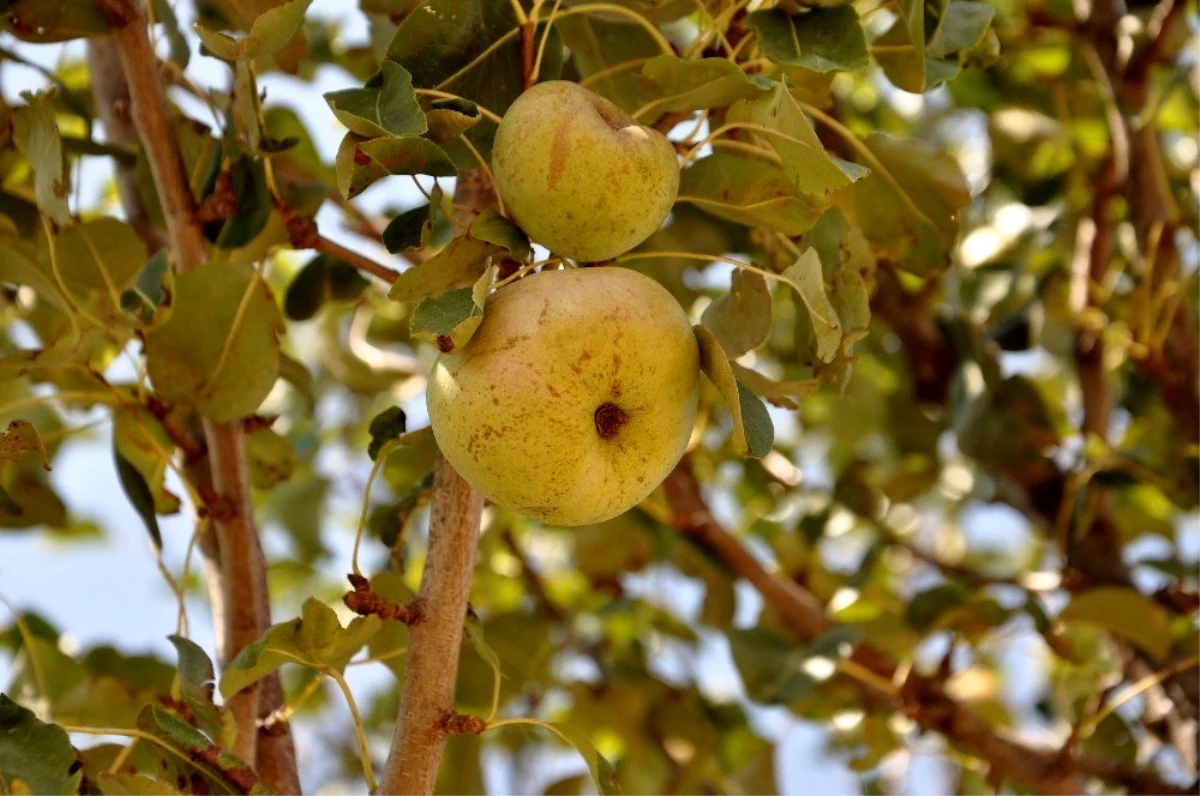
<box><xmin>594</xmin><ymin>402</ymin><xmax>629</xmax><ymax>440</ymax></box>
<box><xmin>436</xmin><ymin>335</ymin><xmax>455</xmax><ymax>353</ymax></box>
<box><xmin>548</xmin><ymin>116</ymin><xmax>571</xmax><ymax>189</ymax></box>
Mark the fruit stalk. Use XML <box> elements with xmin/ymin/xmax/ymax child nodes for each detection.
<box><xmin>379</xmin><ymin>170</ymin><xmax>491</xmax><ymax>795</ymax></box>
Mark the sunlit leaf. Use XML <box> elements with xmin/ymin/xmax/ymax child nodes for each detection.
<box><xmin>0</xmin><ymin>693</ymin><xmax>81</xmax><ymax>795</ymax></box>
<box><xmin>325</xmin><ymin>61</ymin><xmax>427</xmax><ymax>139</ymax></box>
<box><xmin>695</xmin><ymin>326</ymin><xmax>774</xmax><ymax>458</ymax></box>
<box><xmin>388</xmin><ymin>236</ymin><xmax>501</xmax><ymax>304</ymax></box>
<box><xmin>1060</xmin><ymin>587</ymin><xmax>1174</xmax><ymax>662</ymax></box>
<box><xmin>680</xmin><ymin>154</ymin><xmax>827</xmax><ymax>235</ymax></box>
<box><xmin>195</xmin><ymin>0</ymin><xmax>313</xmax><ymax>61</ymax></box>
<box><xmin>219</xmin><ymin>598</ymin><xmax>381</xmax><ymax>698</ymax></box>
<box><xmin>639</xmin><ymin>55</ymin><xmax>770</xmax><ymax>118</ymax></box>
<box><xmin>168</xmin><ymin>635</ymin><xmax>233</xmax><ymax>749</ymax></box>
<box><xmin>701</xmin><ymin>270</ymin><xmax>772</xmax><ymax>359</ymax></box>
<box><xmin>335</xmin><ymin>133</ymin><xmax>457</xmax><ymax>199</ymax></box>
<box><xmin>727</xmin><ymin>82</ymin><xmax>868</xmax><ymax>195</ymax></box>
<box><xmin>410</xmin><ymin>287</ymin><xmax>483</xmax><ymax>352</ymax></box>
<box><xmin>144</xmin><ymin>264</ymin><xmax>283</xmax><ymax>422</ymax></box>
<box><xmin>12</xmin><ymin>90</ymin><xmax>69</xmax><ymax>226</ymax></box>
<box><xmin>135</xmin><ymin>705</ymin><xmax>265</xmax><ymax>794</ymax></box>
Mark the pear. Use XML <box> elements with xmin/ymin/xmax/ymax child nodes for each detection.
<box><xmin>427</xmin><ymin>267</ymin><xmax>699</xmax><ymax>526</ymax></box>
<box><xmin>491</xmin><ymin>81</ymin><xmax>680</xmax><ymax>262</ymax></box>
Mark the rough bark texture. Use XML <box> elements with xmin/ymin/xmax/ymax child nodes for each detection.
<box><xmin>379</xmin><ymin>453</ymin><xmax>486</xmax><ymax>794</ymax></box>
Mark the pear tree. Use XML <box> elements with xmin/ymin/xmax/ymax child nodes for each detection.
<box><xmin>0</xmin><ymin>1</ymin><xmax>1196</xmax><ymax>795</ymax></box>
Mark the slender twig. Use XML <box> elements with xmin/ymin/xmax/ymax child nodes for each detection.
<box><xmin>316</xmin><ymin>235</ymin><xmax>401</xmax><ymax>284</ymax></box>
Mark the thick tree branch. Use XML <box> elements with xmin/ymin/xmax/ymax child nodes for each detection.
<box><xmin>662</xmin><ymin>459</ymin><xmax>1191</xmax><ymax>796</ymax></box>
<box><xmin>379</xmin><ymin>170</ymin><xmax>492</xmax><ymax>795</ymax></box>
<box><xmin>97</xmin><ymin>1</ymin><xmax>295</xmax><ymax>784</ymax></box>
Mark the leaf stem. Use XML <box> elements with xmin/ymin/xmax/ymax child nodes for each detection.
<box><xmin>328</xmin><ymin>670</ymin><xmax>377</xmax><ymax>793</ymax></box>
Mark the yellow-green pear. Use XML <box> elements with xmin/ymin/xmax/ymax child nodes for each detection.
<box><xmin>491</xmin><ymin>81</ymin><xmax>680</xmax><ymax>262</ymax></box>
<box><xmin>427</xmin><ymin>267</ymin><xmax>699</xmax><ymax>526</ymax></box>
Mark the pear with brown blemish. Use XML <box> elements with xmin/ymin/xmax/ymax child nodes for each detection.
<box><xmin>491</xmin><ymin>81</ymin><xmax>680</xmax><ymax>263</ymax></box>
<box><xmin>427</xmin><ymin>267</ymin><xmax>700</xmax><ymax>526</ymax></box>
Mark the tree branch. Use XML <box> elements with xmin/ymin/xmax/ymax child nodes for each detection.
<box><xmin>98</xmin><ymin>1</ymin><xmax>295</xmax><ymax>784</ymax></box>
<box><xmin>379</xmin><ymin>170</ymin><xmax>492</xmax><ymax>795</ymax></box>
<box><xmin>662</xmin><ymin>458</ymin><xmax>1191</xmax><ymax>796</ymax></box>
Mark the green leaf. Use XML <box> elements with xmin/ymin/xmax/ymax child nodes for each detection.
<box><xmin>0</xmin><ymin>484</ymin><xmax>21</xmax><ymax>516</ymax></box>
<box><xmin>195</xmin><ymin>0</ymin><xmax>313</xmax><ymax>61</ymax></box>
<box><xmin>838</xmin><ymin>133</ymin><xmax>970</xmax><ymax>276</ymax></box>
<box><xmin>873</xmin><ymin>0</ymin><xmax>925</xmax><ymax>92</ymax></box>
<box><xmin>151</xmin><ymin>0</ymin><xmax>191</xmax><ymax>68</ymax></box>
<box><xmin>736</xmin><ymin>382</ymin><xmax>775</xmax><ymax>460</ymax></box>
<box><xmin>112</xmin><ymin>404</ymin><xmax>180</xmax><ymax>518</ymax></box>
<box><xmin>219</xmin><ymin>598</ymin><xmax>381</xmax><ymax>699</ymax></box>
<box><xmin>726</xmin><ymin>82</ymin><xmax>868</xmax><ymax>195</ymax></box>
<box><xmin>121</xmin><ymin>249</ymin><xmax>174</xmax><ymax>327</ymax></box>
<box><xmin>639</xmin><ymin>56</ymin><xmax>770</xmax><ymax>118</ymax></box>
<box><xmin>135</xmin><ymin>705</ymin><xmax>264</xmax><ymax>794</ymax></box>
<box><xmin>927</xmin><ymin>2</ymin><xmax>996</xmax><ymax>60</ymax></box>
<box><xmin>168</xmin><ymin>636</ymin><xmax>233</xmax><ymax>749</ymax></box>
<box><xmin>113</xmin><ymin>443</ymin><xmax>163</xmax><ymax>550</ymax></box>
<box><xmin>680</xmin><ymin>154</ymin><xmax>827</xmax><ymax>235</ymax></box>
<box><xmin>490</xmin><ymin>720</ymin><xmax>620</xmax><ymax>795</ymax></box>
<box><xmin>206</xmin><ymin>156</ymin><xmax>272</xmax><ymax>250</ymax></box>
<box><xmin>424</xmin><ymin>98</ymin><xmax>482</xmax><ymax>144</ymax></box>
<box><xmin>463</xmin><ymin>610</ymin><xmax>502</xmax><ymax>720</ymax></box>
<box><xmin>283</xmin><ymin>253</ymin><xmax>370</xmax><ymax>321</ymax></box>
<box><xmin>12</xmin><ymin>90</ymin><xmax>69</xmax><ymax>226</ymax></box>
<box><xmin>811</xmin><ymin>210</ymin><xmax>875</xmax><ymax>350</ymax></box>
<box><xmin>410</xmin><ymin>287</ymin><xmax>483</xmax><ymax>352</ymax></box>
<box><xmin>95</xmin><ymin>773</ymin><xmax>183</xmax><ymax>795</ymax></box>
<box><xmin>367</xmin><ymin>406</ymin><xmax>407</xmax><ymax>461</ymax></box>
<box><xmin>335</xmin><ymin>133</ymin><xmax>457</xmax><ymax>199</ymax></box>
<box><xmin>50</xmin><ymin>218</ymin><xmax>145</xmax><ymax>305</ymax></box>
<box><xmin>388</xmin><ymin>236</ymin><xmax>502</xmax><ymax>304</ymax></box>
<box><xmin>144</xmin><ymin>264</ymin><xmax>283</xmax><ymax>423</ymax></box>
<box><xmin>695</xmin><ymin>326</ymin><xmax>773</xmax><ymax>458</ymax></box>
<box><xmin>245</xmin><ymin>427</ymin><xmax>296</xmax><ymax>489</ymax></box>
<box><xmin>727</xmin><ymin>625</ymin><xmax>859</xmax><ymax>705</ymax></box>
<box><xmin>0</xmin><ymin>468</ymin><xmax>66</xmax><ymax>528</ymax></box>
<box><xmin>556</xmin><ymin>15</ymin><xmax>662</xmax><ymax>113</ymax></box>
<box><xmin>957</xmin><ymin>376</ymin><xmax>1060</xmax><ymax>473</ymax></box>
<box><xmin>0</xmin><ymin>419</ymin><xmax>50</xmax><ymax>469</ymax></box>
<box><xmin>0</xmin><ymin>0</ymin><xmax>111</xmax><ymax>42</ymax></box>
<box><xmin>382</xmin><ymin>203</ymin><xmax>436</xmax><ymax>253</ymax></box>
<box><xmin>1060</xmin><ymin>588</ymin><xmax>1174</xmax><ymax>662</ymax></box>
<box><xmin>745</xmin><ymin>7</ymin><xmax>869</xmax><ymax>72</ymax></box>
<box><xmin>469</xmin><ymin>208</ymin><xmax>531</xmax><ymax>261</ymax></box>
<box><xmin>0</xmin><ymin>693</ymin><xmax>82</xmax><ymax>795</ymax></box>
<box><xmin>386</xmin><ymin>0</ymin><xmax>564</xmax><ymax>148</ymax></box>
<box><xmin>324</xmin><ymin>61</ymin><xmax>427</xmax><ymax>139</ymax></box>
<box><xmin>781</xmin><ymin>248</ymin><xmax>841</xmax><ymax>363</ymax></box>
<box><xmin>701</xmin><ymin>270</ymin><xmax>771</xmax><ymax>359</ymax></box>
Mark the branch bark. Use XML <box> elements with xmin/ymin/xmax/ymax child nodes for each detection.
<box><xmin>380</xmin><ymin>454</ymin><xmax>485</xmax><ymax>795</ymax></box>
<box><xmin>379</xmin><ymin>170</ymin><xmax>492</xmax><ymax>795</ymax></box>
<box><xmin>97</xmin><ymin>2</ymin><xmax>297</xmax><ymax>787</ymax></box>
<box><xmin>662</xmin><ymin>459</ymin><xmax>1192</xmax><ymax>796</ymax></box>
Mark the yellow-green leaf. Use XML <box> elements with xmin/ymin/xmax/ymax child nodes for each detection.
<box><xmin>195</xmin><ymin>0</ymin><xmax>313</xmax><ymax>61</ymax></box>
<box><xmin>144</xmin><ymin>264</ymin><xmax>283</xmax><ymax>422</ymax></box>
